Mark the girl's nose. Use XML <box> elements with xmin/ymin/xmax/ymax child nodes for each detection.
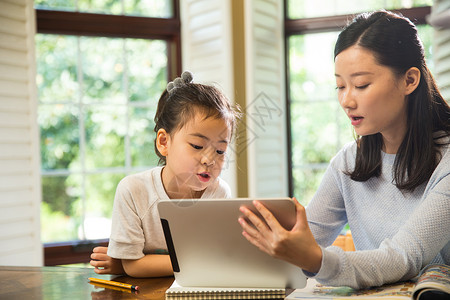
<box><xmin>201</xmin><ymin>155</ymin><xmax>215</xmax><ymax>166</ymax></box>
<box><xmin>200</xmin><ymin>147</ymin><xmax>216</xmax><ymax>166</ymax></box>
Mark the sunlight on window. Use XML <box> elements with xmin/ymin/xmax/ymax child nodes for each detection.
<box><xmin>287</xmin><ymin>0</ymin><xmax>433</xmax><ymax>19</ymax></box>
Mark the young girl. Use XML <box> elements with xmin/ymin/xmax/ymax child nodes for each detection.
<box><xmin>90</xmin><ymin>71</ymin><xmax>240</xmax><ymax>277</ymax></box>
<box><xmin>239</xmin><ymin>10</ymin><xmax>450</xmax><ymax>289</ymax></box>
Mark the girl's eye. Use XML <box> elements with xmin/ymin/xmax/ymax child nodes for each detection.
<box><xmin>335</xmin><ymin>86</ymin><xmax>344</xmax><ymax>90</ymax></box>
<box><xmin>190</xmin><ymin>143</ymin><xmax>203</xmax><ymax>150</ymax></box>
<box><xmin>356</xmin><ymin>84</ymin><xmax>369</xmax><ymax>89</ymax></box>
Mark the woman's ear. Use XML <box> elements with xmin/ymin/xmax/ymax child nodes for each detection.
<box><xmin>404</xmin><ymin>67</ymin><xmax>420</xmax><ymax>96</ymax></box>
<box><xmin>156</xmin><ymin>129</ymin><xmax>170</xmax><ymax>157</ymax></box>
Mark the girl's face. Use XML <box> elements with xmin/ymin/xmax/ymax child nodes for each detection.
<box><xmin>157</xmin><ymin>110</ymin><xmax>231</xmax><ymax>199</ymax></box>
<box><xmin>335</xmin><ymin>45</ymin><xmax>413</xmax><ymax>153</ymax></box>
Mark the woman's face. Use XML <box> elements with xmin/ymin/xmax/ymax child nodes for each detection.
<box><xmin>335</xmin><ymin>45</ymin><xmax>411</xmax><ymax>152</ymax></box>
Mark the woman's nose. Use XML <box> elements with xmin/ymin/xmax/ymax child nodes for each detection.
<box><xmin>339</xmin><ymin>89</ymin><xmax>356</xmax><ymax>110</ymax></box>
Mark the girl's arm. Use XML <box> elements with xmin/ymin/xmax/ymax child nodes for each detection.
<box><xmin>108</xmin><ymin>173</ymin><xmax>172</xmax><ymax>278</ymax></box>
<box><xmin>122</xmin><ymin>254</ymin><xmax>173</xmax><ymax>278</ymax></box>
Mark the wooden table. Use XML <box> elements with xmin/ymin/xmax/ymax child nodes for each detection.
<box><xmin>0</xmin><ymin>266</ymin><xmax>174</xmax><ymax>299</ymax></box>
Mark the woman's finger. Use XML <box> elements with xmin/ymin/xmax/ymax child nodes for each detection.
<box><xmin>237</xmin><ymin>216</ymin><xmax>260</xmax><ymax>238</ymax></box>
<box><xmin>252</xmin><ymin>200</ymin><xmax>284</xmax><ymax>234</ymax></box>
<box><xmin>291</xmin><ymin>197</ymin><xmax>309</xmax><ymax>231</ymax></box>
<box><xmin>239</xmin><ymin>205</ymin><xmax>270</xmax><ymax>234</ymax></box>
<box><xmin>239</xmin><ymin>218</ymin><xmax>272</xmax><ymax>255</ymax></box>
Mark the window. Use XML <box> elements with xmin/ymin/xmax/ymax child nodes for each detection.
<box><xmin>285</xmin><ymin>1</ymin><xmax>433</xmax><ymax>205</ymax></box>
<box><xmin>35</xmin><ymin>0</ymin><xmax>181</xmax><ymax>265</ymax></box>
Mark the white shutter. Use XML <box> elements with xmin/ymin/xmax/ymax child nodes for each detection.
<box><xmin>244</xmin><ymin>0</ymin><xmax>288</xmax><ymax>197</ymax></box>
<box><xmin>180</xmin><ymin>0</ymin><xmax>238</xmax><ymax>195</ymax></box>
<box><xmin>431</xmin><ymin>0</ymin><xmax>450</xmax><ymax>100</ymax></box>
<box><xmin>0</xmin><ymin>0</ymin><xmax>43</xmax><ymax>266</ymax></box>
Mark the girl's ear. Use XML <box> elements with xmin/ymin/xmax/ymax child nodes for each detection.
<box><xmin>404</xmin><ymin>67</ymin><xmax>420</xmax><ymax>96</ymax></box>
<box><xmin>156</xmin><ymin>129</ymin><xmax>170</xmax><ymax>157</ymax></box>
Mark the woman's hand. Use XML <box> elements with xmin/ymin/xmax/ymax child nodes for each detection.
<box><xmin>90</xmin><ymin>246</ymin><xmax>125</xmax><ymax>275</ymax></box>
<box><xmin>238</xmin><ymin>198</ymin><xmax>322</xmax><ymax>273</ymax></box>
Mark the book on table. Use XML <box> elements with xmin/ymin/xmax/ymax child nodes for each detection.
<box><xmin>286</xmin><ymin>264</ymin><xmax>449</xmax><ymax>300</ymax></box>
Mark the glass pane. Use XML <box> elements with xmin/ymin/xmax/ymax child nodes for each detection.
<box><xmin>80</xmin><ymin>37</ymin><xmax>126</xmax><ymax>104</ymax></box>
<box><xmin>84</xmin><ymin>105</ymin><xmax>126</xmax><ymax>170</ymax></box>
<box><xmin>293</xmin><ymin>168</ymin><xmax>327</xmax><ymax>206</ymax></box>
<box><xmin>129</xmin><ymin>107</ymin><xmax>159</xmax><ymax>167</ymax></box>
<box><xmin>126</xmin><ymin>39</ymin><xmax>168</xmax><ymax>102</ymax></box>
<box><xmin>39</xmin><ymin>104</ymin><xmax>81</xmax><ymax>171</ymax></box>
<box><xmin>35</xmin><ymin>0</ymin><xmax>173</xmax><ymax>18</ymax></box>
<box><xmin>35</xmin><ymin>0</ymin><xmax>77</xmax><ymax>11</ymax></box>
<box><xmin>288</xmin><ymin>0</ymin><xmax>433</xmax><ymax>19</ymax></box>
<box><xmin>77</xmin><ymin>0</ymin><xmax>122</xmax><ymax>15</ymax></box>
<box><xmin>123</xmin><ymin>0</ymin><xmax>172</xmax><ymax>18</ymax></box>
<box><xmin>35</xmin><ymin>35</ymin><xmax>79</xmax><ymax>104</ymax></box>
<box><xmin>417</xmin><ymin>25</ymin><xmax>434</xmax><ymax>71</ymax></box>
<box><xmin>41</xmin><ymin>175</ymin><xmax>81</xmax><ymax>243</ymax></box>
<box><xmin>289</xmin><ymin>32</ymin><xmax>338</xmax><ymax>102</ymax></box>
<box><xmin>81</xmin><ymin>173</ymin><xmax>125</xmax><ymax>240</ymax></box>
<box><xmin>291</xmin><ymin>101</ymin><xmax>350</xmax><ymax>167</ymax></box>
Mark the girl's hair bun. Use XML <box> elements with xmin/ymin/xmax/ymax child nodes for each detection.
<box><xmin>167</xmin><ymin>70</ymin><xmax>194</xmax><ymax>92</ymax></box>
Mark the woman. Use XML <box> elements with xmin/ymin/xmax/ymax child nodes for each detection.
<box><xmin>239</xmin><ymin>10</ymin><xmax>450</xmax><ymax>289</ymax></box>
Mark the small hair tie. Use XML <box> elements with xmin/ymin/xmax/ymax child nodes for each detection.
<box><xmin>167</xmin><ymin>71</ymin><xmax>194</xmax><ymax>92</ymax></box>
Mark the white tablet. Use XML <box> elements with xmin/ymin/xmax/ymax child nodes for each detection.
<box><xmin>158</xmin><ymin>197</ymin><xmax>307</xmax><ymax>289</ymax></box>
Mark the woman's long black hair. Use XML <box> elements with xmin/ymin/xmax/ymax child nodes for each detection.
<box><xmin>335</xmin><ymin>10</ymin><xmax>450</xmax><ymax>191</ymax></box>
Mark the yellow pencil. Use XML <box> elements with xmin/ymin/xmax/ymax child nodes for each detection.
<box><xmin>89</xmin><ymin>282</ymin><xmax>134</xmax><ymax>293</ymax></box>
<box><xmin>88</xmin><ymin>277</ymin><xmax>139</xmax><ymax>291</ymax></box>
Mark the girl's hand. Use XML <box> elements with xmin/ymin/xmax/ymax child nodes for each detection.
<box><xmin>238</xmin><ymin>198</ymin><xmax>322</xmax><ymax>273</ymax></box>
<box><xmin>90</xmin><ymin>246</ymin><xmax>125</xmax><ymax>275</ymax></box>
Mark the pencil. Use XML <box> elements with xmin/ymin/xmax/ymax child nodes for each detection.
<box><xmin>89</xmin><ymin>282</ymin><xmax>134</xmax><ymax>294</ymax></box>
<box><xmin>88</xmin><ymin>277</ymin><xmax>139</xmax><ymax>291</ymax></box>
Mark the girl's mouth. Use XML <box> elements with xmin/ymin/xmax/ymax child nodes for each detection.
<box><xmin>197</xmin><ymin>172</ymin><xmax>211</xmax><ymax>182</ymax></box>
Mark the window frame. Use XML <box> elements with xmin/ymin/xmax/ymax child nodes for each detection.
<box><xmin>284</xmin><ymin>5</ymin><xmax>431</xmax><ymax>196</ymax></box>
<box><xmin>35</xmin><ymin>0</ymin><xmax>181</xmax><ymax>266</ymax></box>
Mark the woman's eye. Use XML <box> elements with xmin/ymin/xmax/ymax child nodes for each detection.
<box><xmin>356</xmin><ymin>84</ymin><xmax>369</xmax><ymax>89</ymax></box>
<box><xmin>335</xmin><ymin>86</ymin><xmax>344</xmax><ymax>90</ymax></box>
<box><xmin>216</xmin><ymin>150</ymin><xmax>225</xmax><ymax>155</ymax></box>
<box><xmin>190</xmin><ymin>143</ymin><xmax>203</xmax><ymax>150</ymax></box>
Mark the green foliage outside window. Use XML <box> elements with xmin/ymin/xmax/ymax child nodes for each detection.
<box><xmin>36</xmin><ymin>34</ymin><xmax>167</xmax><ymax>242</ymax></box>
<box><xmin>34</xmin><ymin>0</ymin><xmax>172</xmax><ymax>17</ymax></box>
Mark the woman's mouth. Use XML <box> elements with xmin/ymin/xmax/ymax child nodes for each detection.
<box><xmin>197</xmin><ymin>172</ymin><xmax>211</xmax><ymax>183</ymax></box>
<box><xmin>350</xmin><ymin>116</ymin><xmax>364</xmax><ymax>126</ymax></box>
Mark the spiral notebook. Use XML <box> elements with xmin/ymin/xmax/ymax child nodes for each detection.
<box><xmin>158</xmin><ymin>198</ymin><xmax>307</xmax><ymax>300</ymax></box>
<box><xmin>166</xmin><ymin>280</ymin><xmax>285</xmax><ymax>300</ymax></box>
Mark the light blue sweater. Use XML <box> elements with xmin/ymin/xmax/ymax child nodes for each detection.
<box><xmin>306</xmin><ymin>137</ymin><xmax>450</xmax><ymax>289</ymax></box>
